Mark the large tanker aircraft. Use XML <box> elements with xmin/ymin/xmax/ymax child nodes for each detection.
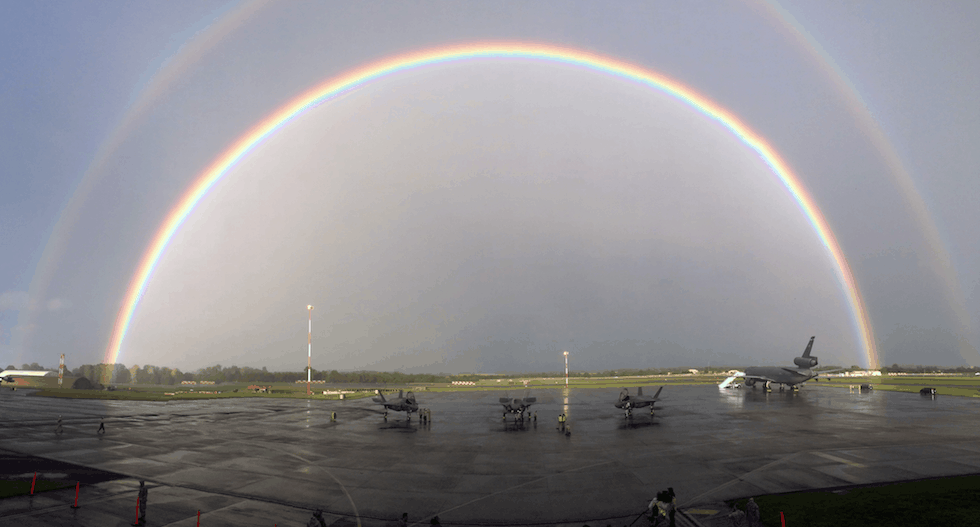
<box><xmin>731</xmin><ymin>336</ymin><xmax>836</xmax><ymax>391</ymax></box>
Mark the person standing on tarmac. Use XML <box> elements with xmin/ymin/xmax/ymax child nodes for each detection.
<box><xmin>666</xmin><ymin>487</ymin><xmax>677</xmax><ymax>527</ymax></box>
<box><xmin>307</xmin><ymin>509</ymin><xmax>327</xmax><ymax>527</ymax></box>
<box><xmin>98</xmin><ymin>416</ymin><xmax>105</xmax><ymax>434</ymax></box>
<box><xmin>727</xmin><ymin>503</ymin><xmax>746</xmax><ymax>527</ymax></box>
<box><xmin>745</xmin><ymin>497</ymin><xmax>760</xmax><ymax>527</ymax></box>
<box><xmin>137</xmin><ymin>480</ymin><xmax>148</xmax><ymax>525</ymax></box>
<box><xmin>648</xmin><ymin>490</ymin><xmax>669</xmax><ymax>526</ymax></box>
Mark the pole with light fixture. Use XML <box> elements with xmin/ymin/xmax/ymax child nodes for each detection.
<box><xmin>307</xmin><ymin>305</ymin><xmax>314</xmax><ymax>396</ymax></box>
<box><xmin>564</xmin><ymin>351</ymin><xmax>569</xmax><ymax>387</ymax></box>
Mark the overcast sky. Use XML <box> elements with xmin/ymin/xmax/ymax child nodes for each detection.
<box><xmin>2</xmin><ymin>1</ymin><xmax>978</xmax><ymax>374</ymax></box>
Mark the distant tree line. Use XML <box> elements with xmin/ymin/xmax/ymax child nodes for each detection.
<box><xmin>61</xmin><ymin>363</ymin><xmax>742</xmax><ymax>386</ymax></box>
<box><xmin>5</xmin><ymin>362</ymin><xmax>60</xmax><ymax>372</ymax></box>
<box><xmin>68</xmin><ymin>363</ymin><xmax>459</xmax><ymax>385</ymax></box>
<box><xmin>879</xmin><ymin>364</ymin><xmax>979</xmax><ymax>374</ymax></box>
<box><xmin>34</xmin><ymin>361</ymin><xmax>980</xmax><ymax>386</ymax></box>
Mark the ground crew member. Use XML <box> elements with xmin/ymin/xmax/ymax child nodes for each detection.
<box><xmin>56</xmin><ymin>415</ymin><xmax>63</xmax><ymax>435</ymax></box>
<box><xmin>137</xmin><ymin>480</ymin><xmax>148</xmax><ymax>525</ymax></box>
<box><xmin>648</xmin><ymin>490</ymin><xmax>669</xmax><ymax>526</ymax></box>
<box><xmin>727</xmin><ymin>504</ymin><xmax>746</xmax><ymax>527</ymax></box>
<box><xmin>746</xmin><ymin>497</ymin><xmax>760</xmax><ymax>527</ymax></box>
<box><xmin>307</xmin><ymin>509</ymin><xmax>327</xmax><ymax>527</ymax></box>
<box><xmin>98</xmin><ymin>416</ymin><xmax>105</xmax><ymax>434</ymax></box>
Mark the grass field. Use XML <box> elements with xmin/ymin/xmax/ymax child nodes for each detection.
<box><xmin>730</xmin><ymin>474</ymin><xmax>980</xmax><ymax>527</ymax></box>
<box><xmin>815</xmin><ymin>375</ymin><xmax>980</xmax><ymax>398</ymax></box>
<box><xmin>28</xmin><ymin>382</ymin><xmax>379</xmax><ymax>401</ymax></box>
<box><xmin>14</xmin><ymin>373</ymin><xmax>980</xmax><ymax>401</ymax></box>
<box><xmin>0</xmin><ymin>478</ymin><xmax>75</xmax><ymax>499</ymax></box>
<box><xmin>11</xmin><ymin>373</ymin><xmax>729</xmax><ymax>401</ymax></box>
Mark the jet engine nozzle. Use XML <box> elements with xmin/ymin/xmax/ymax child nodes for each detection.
<box><xmin>794</xmin><ymin>356</ymin><xmax>818</xmax><ymax>368</ymax></box>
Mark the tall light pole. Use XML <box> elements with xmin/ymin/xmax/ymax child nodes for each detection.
<box><xmin>307</xmin><ymin>305</ymin><xmax>314</xmax><ymax>396</ymax></box>
<box><xmin>564</xmin><ymin>351</ymin><xmax>569</xmax><ymax>387</ymax></box>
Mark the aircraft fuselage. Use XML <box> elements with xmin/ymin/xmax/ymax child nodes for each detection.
<box><xmin>743</xmin><ymin>366</ymin><xmax>814</xmax><ymax>386</ymax></box>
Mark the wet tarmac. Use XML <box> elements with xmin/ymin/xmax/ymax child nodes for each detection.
<box><xmin>2</xmin><ymin>384</ymin><xmax>979</xmax><ymax>526</ymax></box>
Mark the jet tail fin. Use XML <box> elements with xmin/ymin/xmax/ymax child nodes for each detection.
<box><xmin>802</xmin><ymin>336</ymin><xmax>816</xmax><ymax>358</ymax></box>
<box><xmin>373</xmin><ymin>391</ymin><xmax>387</xmax><ymax>403</ymax></box>
<box><xmin>637</xmin><ymin>387</ymin><xmax>644</xmax><ymax>397</ymax></box>
<box><xmin>619</xmin><ymin>388</ymin><xmax>629</xmax><ymax>402</ymax></box>
<box><xmin>652</xmin><ymin>386</ymin><xmax>663</xmax><ymax>399</ymax></box>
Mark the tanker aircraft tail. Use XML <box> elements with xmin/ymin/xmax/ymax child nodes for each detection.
<box><xmin>736</xmin><ymin>336</ymin><xmax>838</xmax><ymax>392</ymax></box>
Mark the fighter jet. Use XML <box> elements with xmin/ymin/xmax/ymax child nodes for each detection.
<box><xmin>372</xmin><ymin>390</ymin><xmax>418</xmax><ymax>420</ymax></box>
<box><xmin>740</xmin><ymin>336</ymin><xmax>835</xmax><ymax>391</ymax></box>
<box><xmin>615</xmin><ymin>386</ymin><xmax>663</xmax><ymax>418</ymax></box>
<box><xmin>499</xmin><ymin>391</ymin><xmax>536</xmax><ymax>421</ymax></box>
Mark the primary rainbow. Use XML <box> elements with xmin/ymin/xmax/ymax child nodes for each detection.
<box><xmin>103</xmin><ymin>42</ymin><xmax>878</xmax><ymax>370</ymax></box>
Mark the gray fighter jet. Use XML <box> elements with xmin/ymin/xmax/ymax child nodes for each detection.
<box><xmin>615</xmin><ymin>386</ymin><xmax>663</xmax><ymax>418</ymax></box>
<box><xmin>742</xmin><ymin>336</ymin><xmax>833</xmax><ymax>391</ymax></box>
<box><xmin>499</xmin><ymin>391</ymin><xmax>536</xmax><ymax>421</ymax></box>
<box><xmin>372</xmin><ymin>390</ymin><xmax>418</xmax><ymax>420</ymax></box>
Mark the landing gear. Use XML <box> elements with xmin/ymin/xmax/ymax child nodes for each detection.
<box><xmin>383</xmin><ymin>411</ymin><xmax>388</xmax><ymax>420</ymax></box>
<box><xmin>625</xmin><ymin>409</ymin><xmax>632</xmax><ymax>419</ymax></box>
<box><xmin>764</xmin><ymin>381</ymin><xmax>772</xmax><ymax>392</ymax></box>
<box><xmin>649</xmin><ymin>407</ymin><xmax>655</xmax><ymax>417</ymax></box>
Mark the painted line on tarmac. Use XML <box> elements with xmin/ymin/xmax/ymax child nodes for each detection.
<box><xmin>249</xmin><ymin>442</ymin><xmax>362</xmax><ymax>527</ymax></box>
<box><xmin>410</xmin><ymin>460</ymin><xmax>615</xmax><ymax>527</ymax></box>
<box><xmin>813</xmin><ymin>451</ymin><xmax>866</xmax><ymax>468</ymax></box>
<box><xmin>682</xmin><ymin>452</ymin><xmax>801</xmax><ymax>506</ymax></box>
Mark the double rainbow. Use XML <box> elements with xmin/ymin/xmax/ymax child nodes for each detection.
<box><xmin>103</xmin><ymin>42</ymin><xmax>878</xmax><ymax>370</ymax></box>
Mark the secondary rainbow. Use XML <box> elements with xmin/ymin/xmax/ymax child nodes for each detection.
<box><xmin>103</xmin><ymin>42</ymin><xmax>879</xmax><ymax>370</ymax></box>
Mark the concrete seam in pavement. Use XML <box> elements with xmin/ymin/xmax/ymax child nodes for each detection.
<box><xmin>682</xmin><ymin>452</ymin><xmax>801</xmax><ymax>506</ymax></box>
<box><xmin>158</xmin><ymin>498</ymin><xmax>250</xmax><ymax>527</ymax></box>
<box><xmin>409</xmin><ymin>460</ymin><xmax>616</xmax><ymax>527</ymax></box>
<box><xmin>677</xmin><ymin>508</ymin><xmax>707</xmax><ymax>527</ymax></box>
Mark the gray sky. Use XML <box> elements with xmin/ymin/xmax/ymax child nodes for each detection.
<box><xmin>2</xmin><ymin>1</ymin><xmax>978</xmax><ymax>374</ymax></box>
